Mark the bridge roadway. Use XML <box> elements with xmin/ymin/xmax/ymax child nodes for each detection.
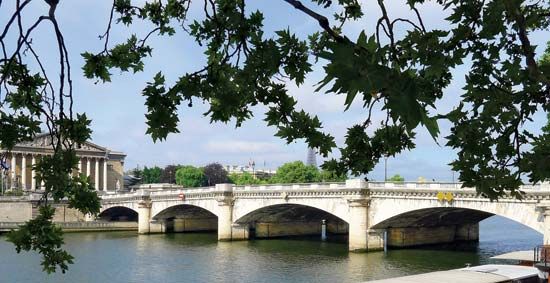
<box><xmin>98</xmin><ymin>180</ymin><xmax>550</xmax><ymax>252</ymax></box>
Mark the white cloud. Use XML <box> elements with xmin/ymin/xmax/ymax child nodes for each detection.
<box><xmin>204</xmin><ymin>140</ymin><xmax>282</xmax><ymax>154</ymax></box>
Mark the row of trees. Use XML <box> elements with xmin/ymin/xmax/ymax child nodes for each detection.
<box><xmin>129</xmin><ymin>161</ymin><xmax>347</xmax><ymax>187</ymax></box>
<box><xmin>230</xmin><ymin>161</ymin><xmax>347</xmax><ymax>185</ymax></box>
<box><xmin>130</xmin><ymin>163</ymin><xmax>229</xmax><ymax>187</ymax></box>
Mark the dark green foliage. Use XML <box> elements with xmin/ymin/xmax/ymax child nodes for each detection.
<box><xmin>160</xmin><ymin>165</ymin><xmax>180</xmax><ymax>183</ymax></box>
<box><xmin>319</xmin><ymin>169</ymin><xmax>347</xmax><ymax>182</ymax></box>
<box><xmin>388</xmin><ymin>174</ymin><xmax>405</xmax><ymax>182</ymax></box>
<box><xmin>175</xmin><ymin>166</ymin><xmax>207</xmax><ymax>187</ymax></box>
<box><xmin>7</xmin><ymin>205</ymin><xmax>74</xmax><ymax>274</ymax></box>
<box><xmin>203</xmin><ymin>163</ymin><xmax>229</xmax><ymax>186</ymax></box>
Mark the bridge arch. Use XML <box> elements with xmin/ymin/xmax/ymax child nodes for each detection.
<box><xmin>233</xmin><ymin>203</ymin><xmax>349</xmax><ymax>239</ymax></box>
<box><xmin>152</xmin><ymin>204</ymin><xmax>217</xmax><ymax>220</ymax></box>
<box><xmin>369</xmin><ymin>198</ymin><xmax>544</xmax><ymax>234</ymax></box>
<box><xmin>98</xmin><ymin>206</ymin><xmax>138</xmax><ymax>221</ymax></box>
<box><xmin>151</xmin><ymin>204</ymin><xmax>218</xmax><ymax>233</ymax></box>
<box><xmin>150</xmin><ymin>199</ymin><xmax>219</xmax><ymax>219</ymax></box>
<box><xmin>233</xmin><ymin>198</ymin><xmax>350</xmax><ymax>224</ymax></box>
<box><xmin>234</xmin><ymin>203</ymin><xmax>348</xmax><ymax>224</ymax></box>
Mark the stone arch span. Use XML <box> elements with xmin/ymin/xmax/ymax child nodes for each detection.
<box><xmin>369</xmin><ymin>198</ymin><xmax>544</xmax><ymax>233</ymax></box>
<box><xmin>100</xmin><ymin>202</ymin><xmax>139</xmax><ymax>216</ymax></box>
<box><xmin>151</xmin><ymin>199</ymin><xmax>219</xmax><ymax>219</ymax></box>
<box><xmin>233</xmin><ymin>203</ymin><xmax>349</xmax><ymax>239</ymax></box>
<box><xmin>151</xmin><ymin>203</ymin><xmax>218</xmax><ymax>233</ymax></box>
<box><xmin>98</xmin><ymin>206</ymin><xmax>138</xmax><ymax>221</ymax></box>
<box><xmin>233</xmin><ymin>198</ymin><xmax>350</xmax><ymax>224</ymax></box>
<box><xmin>368</xmin><ymin>198</ymin><xmax>544</xmax><ymax>248</ymax></box>
<box><xmin>152</xmin><ymin>204</ymin><xmax>218</xmax><ymax>220</ymax></box>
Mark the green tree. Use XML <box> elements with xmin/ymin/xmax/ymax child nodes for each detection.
<box><xmin>175</xmin><ymin>166</ymin><xmax>207</xmax><ymax>187</ymax></box>
<box><xmin>270</xmin><ymin>161</ymin><xmax>320</xmax><ymax>183</ymax></box>
<box><xmin>203</xmin><ymin>163</ymin><xmax>229</xmax><ymax>186</ymax></box>
<box><xmin>228</xmin><ymin>172</ymin><xmax>265</xmax><ymax>185</ymax></box>
<box><xmin>141</xmin><ymin>166</ymin><xmax>163</xmax><ymax>184</ymax></box>
<box><xmin>3</xmin><ymin>0</ymin><xmax>550</xmax><ymax>273</ymax></box>
<box><xmin>319</xmin><ymin>170</ymin><xmax>347</xmax><ymax>182</ymax></box>
<box><xmin>388</xmin><ymin>174</ymin><xmax>405</xmax><ymax>183</ymax></box>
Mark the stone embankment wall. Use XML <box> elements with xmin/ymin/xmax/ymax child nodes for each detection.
<box><xmin>0</xmin><ymin>198</ymin><xmax>137</xmax><ymax>232</ymax></box>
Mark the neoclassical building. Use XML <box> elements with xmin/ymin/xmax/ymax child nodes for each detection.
<box><xmin>3</xmin><ymin>133</ymin><xmax>125</xmax><ymax>191</ymax></box>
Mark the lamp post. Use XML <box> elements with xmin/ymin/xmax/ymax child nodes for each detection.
<box><xmin>384</xmin><ymin>155</ymin><xmax>388</xmax><ymax>181</ymax></box>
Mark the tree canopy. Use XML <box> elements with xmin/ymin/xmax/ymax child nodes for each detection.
<box><xmin>175</xmin><ymin>165</ymin><xmax>207</xmax><ymax>187</ymax></box>
<box><xmin>229</xmin><ymin>172</ymin><xmax>265</xmax><ymax>185</ymax></box>
<box><xmin>388</xmin><ymin>174</ymin><xmax>405</xmax><ymax>182</ymax></box>
<box><xmin>141</xmin><ymin>166</ymin><xmax>163</xmax><ymax>184</ymax></box>
<box><xmin>2</xmin><ymin>0</ymin><xmax>550</xmax><ymax>273</ymax></box>
<box><xmin>270</xmin><ymin>161</ymin><xmax>321</xmax><ymax>183</ymax></box>
<box><xmin>229</xmin><ymin>161</ymin><xmax>346</xmax><ymax>185</ymax></box>
<box><xmin>203</xmin><ymin>163</ymin><xmax>230</xmax><ymax>186</ymax></box>
<box><xmin>160</xmin><ymin>165</ymin><xmax>179</xmax><ymax>183</ymax></box>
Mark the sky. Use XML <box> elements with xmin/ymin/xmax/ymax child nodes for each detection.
<box><xmin>1</xmin><ymin>0</ymin><xmax>549</xmax><ymax>182</ymax></box>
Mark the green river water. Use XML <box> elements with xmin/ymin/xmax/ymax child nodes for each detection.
<box><xmin>0</xmin><ymin>216</ymin><xmax>542</xmax><ymax>283</ymax></box>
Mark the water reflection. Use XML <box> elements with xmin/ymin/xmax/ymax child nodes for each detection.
<box><xmin>0</xmin><ymin>216</ymin><xmax>543</xmax><ymax>283</ymax></box>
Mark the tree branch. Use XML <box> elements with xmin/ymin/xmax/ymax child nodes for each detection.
<box><xmin>282</xmin><ymin>0</ymin><xmax>346</xmax><ymax>43</ymax></box>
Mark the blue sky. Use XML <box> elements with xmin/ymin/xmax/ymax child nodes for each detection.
<box><xmin>2</xmin><ymin>1</ymin><xmax>548</xmax><ymax>181</ymax></box>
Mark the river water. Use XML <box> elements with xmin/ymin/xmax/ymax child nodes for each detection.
<box><xmin>0</xmin><ymin>216</ymin><xmax>542</xmax><ymax>283</ymax></box>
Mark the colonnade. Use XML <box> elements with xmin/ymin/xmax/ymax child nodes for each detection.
<box><xmin>5</xmin><ymin>152</ymin><xmax>109</xmax><ymax>191</ymax></box>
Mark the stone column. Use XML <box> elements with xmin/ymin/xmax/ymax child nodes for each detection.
<box><xmin>94</xmin><ymin>158</ymin><xmax>100</xmax><ymax>190</ymax></box>
<box><xmin>137</xmin><ymin>194</ymin><xmax>152</xmax><ymax>234</ymax></box>
<box><xmin>77</xmin><ymin>159</ymin><xmax>82</xmax><ymax>175</ymax></box>
<box><xmin>348</xmin><ymin>198</ymin><xmax>371</xmax><ymax>252</ymax></box>
<box><xmin>216</xmin><ymin>184</ymin><xmax>234</xmax><ymax>241</ymax></box>
<box><xmin>21</xmin><ymin>154</ymin><xmax>26</xmax><ymax>190</ymax></box>
<box><xmin>10</xmin><ymin>154</ymin><xmax>16</xmax><ymax>188</ymax></box>
<box><xmin>31</xmin><ymin>155</ymin><xmax>36</xmax><ymax>191</ymax></box>
<box><xmin>103</xmin><ymin>159</ymin><xmax>108</xmax><ymax>191</ymax></box>
<box><xmin>86</xmin><ymin>157</ymin><xmax>91</xmax><ymax>178</ymax></box>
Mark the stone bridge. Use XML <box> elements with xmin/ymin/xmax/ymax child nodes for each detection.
<box><xmin>98</xmin><ymin>180</ymin><xmax>550</xmax><ymax>252</ymax></box>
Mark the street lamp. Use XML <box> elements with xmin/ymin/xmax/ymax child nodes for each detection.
<box><xmin>384</xmin><ymin>155</ymin><xmax>388</xmax><ymax>181</ymax></box>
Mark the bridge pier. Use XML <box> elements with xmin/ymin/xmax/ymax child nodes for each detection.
<box><xmin>348</xmin><ymin>198</ymin><xmax>385</xmax><ymax>252</ymax></box>
<box><xmin>346</xmin><ymin>179</ymin><xmax>385</xmax><ymax>252</ymax></box>
<box><xmin>137</xmin><ymin>197</ymin><xmax>152</xmax><ymax>234</ymax></box>
<box><xmin>216</xmin><ymin>184</ymin><xmax>236</xmax><ymax>241</ymax></box>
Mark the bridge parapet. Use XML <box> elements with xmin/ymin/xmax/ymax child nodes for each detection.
<box><xmin>99</xmin><ymin>181</ymin><xmax>550</xmax><ymax>203</ymax></box>
<box><xmin>233</xmin><ymin>182</ymin><xmax>347</xmax><ymax>192</ymax></box>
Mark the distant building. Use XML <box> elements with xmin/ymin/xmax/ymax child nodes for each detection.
<box><xmin>306</xmin><ymin>147</ymin><xmax>317</xmax><ymax>167</ymax></box>
<box><xmin>223</xmin><ymin>164</ymin><xmax>276</xmax><ymax>179</ymax></box>
<box><xmin>2</xmin><ymin>133</ymin><xmax>125</xmax><ymax>191</ymax></box>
